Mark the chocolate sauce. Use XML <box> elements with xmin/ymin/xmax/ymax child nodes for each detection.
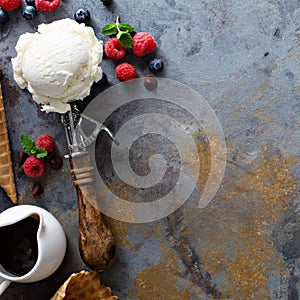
<box><xmin>0</xmin><ymin>216</ymin><xmax>39</xmax><ymax>276</ymax></box>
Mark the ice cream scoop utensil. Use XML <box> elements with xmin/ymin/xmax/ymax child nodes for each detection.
<box><xmin>62</xmin><ymin>105</ymin><xmax>116</xmax><ymax>271</ymax></box>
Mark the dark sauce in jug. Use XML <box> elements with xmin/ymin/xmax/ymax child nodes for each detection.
<box><xmin>0</xmin><ymin>216</ymin><xmax>39</xmax><ymax>276</ymax></box>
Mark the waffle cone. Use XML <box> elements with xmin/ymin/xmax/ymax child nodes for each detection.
<box><xmin>50</xmin><ymin>271</ymin><xmax>118</xmax><ymax>300</ymax></box>
<box><xmin>0</xmin><ymin>83</ymin><xmax>17</xmax><ymax>204</ymax></box>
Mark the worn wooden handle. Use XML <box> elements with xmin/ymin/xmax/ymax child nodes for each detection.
<box><xmin>70</xmin><ymin>152</ymin><xmax>116</xmax><ymax>271</ymax></box>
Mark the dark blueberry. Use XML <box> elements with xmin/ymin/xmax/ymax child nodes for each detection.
<box><xmin>101</xmin><ymin>0</ymin><xmax>112</xmax><ymax>6</ymax></box>
<box><xmin>149</xmin><ymin>58</ymin><xmax>164</xmax><ymax>72</ymax></box>
<box><xmin>49</xmin><ymin>155</ymin><xmax>63</xmax><ymax>169</ymax></box>
<box><xmin>144</xmin><ymin>76</ymin><xmax>157</xmax><ymax>90</ymax></box>
<box><xmin>74</xmin><ymin>8</ymin><xmax>90</xmax><ymax>24</ymax></box>
<box><xmin>18</xmin><ymin>151</ymin><xmax>30</xmax><ymax>166</ymax></box>
<box><xmin>25</xmin><ymin>0</ymin><xmax>35</xmax><ymax>6</ymax></box>
<box><xmin>23</xmin><ymin>5</ymin><xmax>37</xmax><ymax>20</ymax></box>
<box><xmin>0</xmin><ymin>8</ymin><xmax>9</xmax><ymax>24</ymax></box>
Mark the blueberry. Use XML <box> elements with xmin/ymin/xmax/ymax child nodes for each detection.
<box><xmin>149</xmin><ymin>58</ymin><xmax>164</xmax><ymax>72</ymax></box>
<box><xmin>74</xmin><ymin>8</ymin><xmax>90</xmax><ymax>24</ymax></box>
<box><xmin>23</xmin><ymin>5</ymin><xmax>37</xmax><ymax>20</ymax></box>
<box><xmin>0</xmin><ymin>8</ymin><xmax>9</xmax><ymax>24</ymax></box>
<box><xmin>25</xmin><ymin>0</ymin><xmax>36</xmax><ymax>6</ymax></box>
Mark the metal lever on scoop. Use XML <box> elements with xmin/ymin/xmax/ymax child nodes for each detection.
<box><xmin>62</xmin><ymin>105</ymin><xmax>116</xmax><ymax>271</ymax></box>
<box><xmin>62</xmin><ymin>107</ymin><xmax>118</xmax><ymax>153</ymax></box>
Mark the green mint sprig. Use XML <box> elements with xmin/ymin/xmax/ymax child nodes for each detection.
<box><xmin>102</xmin><ymin>16</ymin><xmax>135</xmax><ymax>48</ymax></box>
<box><xmin>21</xmin><ymin>134</ymin><xmax>48</xmax><ymax>159</ymax></box>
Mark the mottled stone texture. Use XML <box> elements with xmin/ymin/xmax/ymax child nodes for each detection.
<box><xmin>0</xmin><ymin>0</ymin><xmax>299</xmax><ymax>299</ymax></box>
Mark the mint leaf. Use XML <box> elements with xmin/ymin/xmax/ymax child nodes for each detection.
<box><xmin>118</xmin><ymin>32</ymin><xmax>133</xmax><ymax>48</ymax></box>
<box><xmin>36</xmin><ymin>147</ymin><xmax>48</xmax><ymax>158</ymax></box>
<box><xmin>102</xmin><ymin>17</ymin><xmax>135</xmax><ymax>48</ymax></box>
<box><xmin>21</xmin><ymin>134</ymin><xmax>48</xmax><ymax>158</ymax></box>
<box><xmin>102</xmin><ymin>23</ymin><xmax>117</xmax><ymax>35</ymax></box>
<box><xmin>31</xmin><ymin>145</ymin><xmax>38</xmax><ymax>155</ymax></box>
<box><xmin>118</xmin><ymin>23</ymin><xmax>135</xmax><ymax>33</ymax></box>
<box><xmin>21</xmin><ymin>135</ymin><xmax>35</xmax><ymax>154</ymax></box>
<box><xmin>32</xmin><ymin>145</ymin><xmax>47</xmax><ymax>157</ymax></box>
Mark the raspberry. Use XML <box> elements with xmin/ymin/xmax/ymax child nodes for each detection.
<box><xmin>132</xmin><ymin>32</ymin><xmax>156</xmax><ymax>57</ymax></box>
<box><xmin>104</xmin><ymin>37</ymin><xmax>127</xmax><ymax>60</ymax></box>
<box><xmin>36</xmin><ymin>134</ymin><xmax>54</xmax><ymax>152</ymax></box>
<box><xmin>0</xmin><ymin>0</ymin><xmax>22</xmax><ymax>11</ymax></box>
<box><xmin>35</xmin><ymin>0</ymin><xmax>60</xmax><ymax>13</ymax></box>
<box><xmin>115</xmin><ymin>63</ymin><xmax>136</xmax><ymax>81</ymax></box>
<box><xmin>23</xmin><ymin>156</ymin><xmax>45</xmax><ymax>178</ymax></box>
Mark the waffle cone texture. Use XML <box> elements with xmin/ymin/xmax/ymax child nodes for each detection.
<box><xmin>0</xmin><ymin>83</ymin><xmax>17</xmax><ymax>203</ymax></box>
<box><xmin>51</xmin><ymin>271</ymin><xmax>118</xmax><ymax>300</ymax></box>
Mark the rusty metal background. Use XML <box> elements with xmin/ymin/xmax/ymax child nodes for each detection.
<box><xmin>0</xmin><ymin>0</ymin><xmax>299</xmax><ymax>299</ymax></box>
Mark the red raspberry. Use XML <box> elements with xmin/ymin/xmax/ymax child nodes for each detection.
<box><xmin>115</xmin><ymin>63</ymin><xmax>136</xmax><ymax>81</ymax></box>
<box><xmin>0</xmin><ymin>0</ymin><xmax>21</xmax><ymax>11</ymax></box>
<box><xmin>36</xmin><ymin>134</ymin><xmax>54</xmax><ymax>152</ymax></box>
<box><xmin>132</xmin><ymin>32</ymin><xmax>156</xmax><ymax>57</ymax></box>
<box><xmin>23</xmin><ymin>156</ymin><xmax>45</xmax><ymax>178</ymax></box>
<box><xmin>35</xmin><ymin>0</ymin><xmax>60</xmax><ymax>13</ymax></box>
<box><xmin>104</xmin><ymin>37</ymin><xmax>127</xmax><ymax>60</ymax></box>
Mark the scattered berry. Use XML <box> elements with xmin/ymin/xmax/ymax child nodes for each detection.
<box><xmin>74</xmin><ymin>8</ymin><xmax>90</xmax><ymax>24</ymax></box>
<box><xmin>144</xmin><ymin>76</ymin><xmax>157</xmax><ymax>90</ymax></box>
<box><xmin>149</xmin><ymin>58</ymin><xmax>164</xmax><ymax>72</ymax></box>
<box><xmin>0</xmin><ymin>0</ymin><xmax>21</xmax><ymax>11</ymax></box>
<box><xmin>0</xmin><ymin>8</ymin><xmax>9</xmax><ymax>24</ymax></box>
<box><xmin>104</xmin><ymin>37</ymin><xmax>127</xmax><ymax>60</ymax></box>
<box><xmin>18</xmin><ymin>150</ymin><xmax>30</xmax><ymax>165</ymax></box>
<box><xmin>17</xmin><ymin>151</ymin><xmax>29</xmax><ymax>175</ymax></box>
<box><xmin>132</xmin><ymin>32</ymin><xmax>156</xmax><ymax>57</ymax></box>
<box><xmin>115</xmin><ymin>63</ymin><xmax>136</xmax><ymax>81</ymax></box>
<box><xmin>35</xmin><ymin>0</ymin><xmax>60</xmax><ymax>13</ymax></box>
<box><xmin>25</xmin><ymin>0</ymin><xmax>35</xmax><ymax>6</ymax></box>
<box><xmin>101</xmin><ymin>0</ymin><xmax>112</xmax><ymax>6</ymax></box>
<box><xmin>49</xmin><ymin>155</ymin><xmax>63</xmax><ymax>169</ymax></box>
<box><xmin>36</xmin><ymin>134</ymin><xmax>54</xmax><ymax>153</ymax></box>
<box><xmin>23</xmin><ymin>5</ymin><xmax>37</xmax><ymax>20</ymax></box>
<box><xmin>31</xmin><ymin>182</ymin><xmax>44</xmax><ymax>196</ymax></box>
<box><xmin>23</xmin><ymin>156</ymin><xmax>45</xmax><ymax>178</ymax></box>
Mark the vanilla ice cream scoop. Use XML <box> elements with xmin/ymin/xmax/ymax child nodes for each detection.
<box><xmin>12</xmin><ymin>18</ymin><xmax>103</xmax><ymax>113</ymax></box>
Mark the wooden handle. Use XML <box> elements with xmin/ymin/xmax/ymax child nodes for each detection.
<box><xmin>70</xmin><ymin>152</ymin><xmax>116</xmax><ymax>271</ymax></box>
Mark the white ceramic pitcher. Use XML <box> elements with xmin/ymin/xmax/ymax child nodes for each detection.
<box><xmin>0</xmin><ymin>205</ymin><xmax>67</xmax><ymax>295</ymax></box>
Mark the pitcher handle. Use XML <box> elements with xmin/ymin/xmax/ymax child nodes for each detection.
<box><xmin>0</xmin><ymin>277</ymin><xmax>11</xmax><ymax>295</ymax></box>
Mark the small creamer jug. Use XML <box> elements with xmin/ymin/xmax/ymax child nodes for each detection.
<box><xmin>0</xmin><ymin>205</ymin><xmax>66</xmax><ymax>295</ymax></box>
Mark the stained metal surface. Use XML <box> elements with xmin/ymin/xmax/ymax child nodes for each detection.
<box><xmin>0</xmin><ymin>0</ymin><xmax>299</xmax><ymax>299</ymax></box>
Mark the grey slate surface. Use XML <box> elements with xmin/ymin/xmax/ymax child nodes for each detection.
<box><xmin>0</xmin><ymin>0</ymin><xmax>299</xmax><ymax>299</ymax></box>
